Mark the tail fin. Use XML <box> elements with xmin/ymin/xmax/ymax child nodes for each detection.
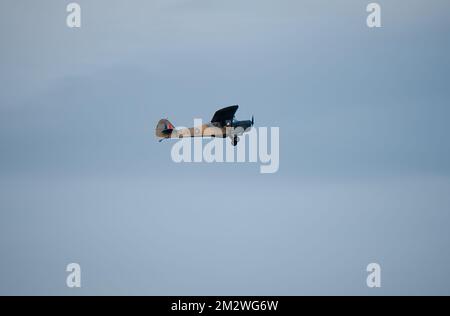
<box><xmin>155</xmin><ymin>119</ymin><xmax>176</xmax><ymax>138</ymax></box>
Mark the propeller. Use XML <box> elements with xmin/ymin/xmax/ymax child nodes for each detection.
<box><xmin>251</xmin><ymin>115</ymin><xmax>254</xmax><ymax>126</ymax></box>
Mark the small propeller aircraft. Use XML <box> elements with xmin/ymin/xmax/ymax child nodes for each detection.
<box><xmin>156</xmin><ymin>105</ymin><xmax>254</xmax><ymax>146</ymax></box>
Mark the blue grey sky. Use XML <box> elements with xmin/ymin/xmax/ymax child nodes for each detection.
<box><xmin>1</xmin><ymin>0</ymin><xmax>450</xmax><ymax>294</ymax></box>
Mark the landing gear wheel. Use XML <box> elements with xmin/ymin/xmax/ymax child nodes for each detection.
<box><xmin>231</xmin><ymin>135</ymin><xmax>239</xmax><ymax>146</ymax></box>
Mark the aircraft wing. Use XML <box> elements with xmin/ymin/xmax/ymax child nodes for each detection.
<box><xmin>211</xmin><ymin>105</ymin><xmax>239</xmax><ymax>124</ymax></box>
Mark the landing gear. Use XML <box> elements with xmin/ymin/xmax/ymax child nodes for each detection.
<box><xmin>231</xmin><ymin>135</ymin><xmax>239</xmax><ymax>146</ymax></box>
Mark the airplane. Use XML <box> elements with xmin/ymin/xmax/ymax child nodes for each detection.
<box><xmin>155</xmin><ymin>105</ymin><xmax>254</xmax><ymax>146</ymax></box>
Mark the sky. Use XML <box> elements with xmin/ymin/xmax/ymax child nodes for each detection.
<box><xmin>1</xmin><ymin>0</ymin><xmax>450</xmax><ymax>295</ymax></box>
